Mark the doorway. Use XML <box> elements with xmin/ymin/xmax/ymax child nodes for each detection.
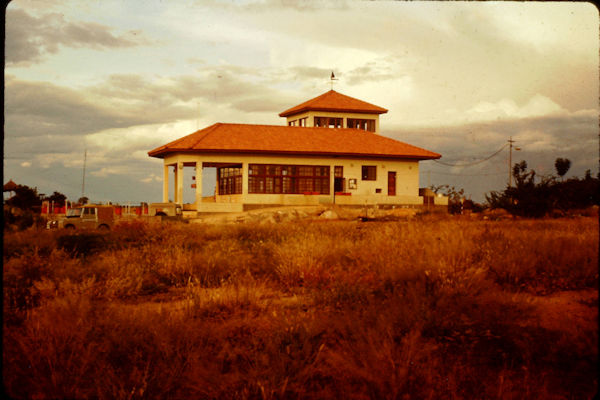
<box><xmin>334</xmin><ymin>166</ymin><xmax>344</xmax><ymax>192</ymax></box>
<box><xmin>388</xmin><ymin>171</ymin><xmax>396</xmax><ymax>196</ymax></box>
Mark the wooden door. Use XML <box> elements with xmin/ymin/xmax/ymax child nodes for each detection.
<box><xmin>334</xmin><ymin>166</ymin><xmax>344</xmax><ymax>192</ymax></box>
<box><xmin>388</xmin><ymin>171</ymin><xmax>396</xmax><ymax>196</ymax></box>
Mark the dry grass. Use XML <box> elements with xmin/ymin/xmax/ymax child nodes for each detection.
<box><xmin>3</xmin><ymin>215</ymin><xmax>598</xmax><ymax>399</ymax></box>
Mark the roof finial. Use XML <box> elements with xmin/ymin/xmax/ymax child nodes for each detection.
<box><xmin>329</xmin><ymin>71</ymin><xmax>338</xmax><ymax>90</ymax></box>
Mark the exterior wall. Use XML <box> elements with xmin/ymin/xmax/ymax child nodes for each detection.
<box><xmin>434</xmin><ymin>196</ymin><xmax>449</xmax><ymax>206</ymax></box>
<box><xmin>163</xmin><ymin>153</ymin><xmax>423</xmax><ymax>209</ymax></box>
<box><xmin>285</xmin><ymin>111</ymin><xmax>381</xmax><ymax>134</ymax></box>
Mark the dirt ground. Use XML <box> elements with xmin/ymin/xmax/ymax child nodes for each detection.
<box><xmin>188</xmin><ymin>204</ymin><xmax>424</xmax><ymax>224</ymax></box>
<box><xmin>529</xmin><ymin>289</ymin><xmax>598</xmax><ymax>334</ymax></box>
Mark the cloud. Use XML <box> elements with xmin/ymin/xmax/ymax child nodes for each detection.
<box><xmin>287</xmin><ymin>66</ymin><xmax>333</xmax><ymax>80</ymax></box>
<box><xmin>463</xmin><ymin>94</ymin><xmax>566</xmax><ymax>123</ymax></box>
<box><xmin>385</xmin><ymin>109</ymin><xmax>597</xmax><ymax>201</ymax></box>
<box><xmin>4</xmin><ymin>68</ymin><xmax>304</xmax><ymax>140</ymax></box>
<box><xmin>20</xmin><ymin>162</ymin><xmax>32</xmax><ymax>168</ymax></box>
<box><xmin>141</xmin><ymin>174</ymin><xmax>163</xmax><ymax>183</ymax></box>
<box><xmin>4</xmin><ymin>78</ymin><xmax>152</xmax><ymax>137</ymax></box>
<box><xmin>5</xmin><ymin>8</ymin><xmax>148</xmax><ymax>65</ymax></box>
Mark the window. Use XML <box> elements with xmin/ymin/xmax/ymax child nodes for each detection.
<box><xmin>249</xmin><ymin>164</ymin><xmax>330</xmax><ymax>194</ymax></box>
<box><xmin>83</xmin><ymin>207</ymin><xmax>95</xmax><ymax>216</ymax></box>
<box><xmin>314</xmin><ymin>116</ymin><xmax>342</xmax><ymax>128</ymax></box>
<box><xmin>299</xmin><ymin>117</ymin><xmax>307</xmax><ymax>127</ymax></box>
<box><xmin>288</xmin><ymin>120</ymin><xmax>296</xmax><ymax>126</ymax></box>
<box><xmin>348</xmin><ymin>118</ymin><xmax>376</xmax><ymax>132</ymax></box>
<box><xmin>362</xmin><ymin>166</ymin><xmax>376</xmax><ymax>181</ymax></box>
<box><xmin>217</xmin><ymin>167</ymin><xmax>242</xmax><ymax>195</ymax></box>
<box><xmin>334</xmin><ymin>166</ymin><xmax>343</xmax><ymax>178</ymax></box>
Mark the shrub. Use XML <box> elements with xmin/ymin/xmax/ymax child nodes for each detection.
<box><xmin>56</xmin><ymin>232</ymin><xmax>115</xmax><ymax>257</ymax></box>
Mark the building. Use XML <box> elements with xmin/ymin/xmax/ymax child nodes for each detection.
<box><xmin>148</xmin><ymin>90</ymin><xmax>447</xmax><ymax>213</ymax></box>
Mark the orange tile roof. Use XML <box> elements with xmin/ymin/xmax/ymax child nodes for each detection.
<box><xmin>279</xmin><ymin>90</ymin><xmax>388</xmax><ymax>117</ymax></box>
<box><xmin>3</xmin><ymin>179</ymin><xmax>17</xmax><ymax>191</ymax></box>
<box><xmin>148</xmin><ymin>123</ymin><xmax>440</xmax><ymax>160</ymax></box>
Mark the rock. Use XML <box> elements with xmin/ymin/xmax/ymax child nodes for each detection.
<box><xmin>319</xmin><ymin>209</ymin><xmax>338</xmax><ymax>219</ymax></box>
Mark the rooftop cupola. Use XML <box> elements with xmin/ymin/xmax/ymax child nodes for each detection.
<box><xmin>279</xmin><ymin>90</ymin><xmax>388</xmax><ymax>134</ymax></box>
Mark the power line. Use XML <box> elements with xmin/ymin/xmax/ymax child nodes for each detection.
<box><xmin>432</xmin><ymin>144</ymin><xmax>508</xmax><ymax>167</ymax></box>
<box><xmin>424</xmin><ymin>170</ymin><xmax>505</xmax><ymax>177</ymax></box>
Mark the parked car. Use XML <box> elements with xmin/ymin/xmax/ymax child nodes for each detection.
<box><xmin>46</xmin><ymin>205</ymin><xmax>115</xmax><ymax>230</ymax></box>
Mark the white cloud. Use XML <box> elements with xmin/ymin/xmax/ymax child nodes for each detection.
<box><xmin>85</xmin><ymin>121</ymin><xmax>192</xmax><ymax>153</ymax></box>
<box><xmin>20</xmin><ymin>161</ymin><xmax>32</xmax><ymax>167</ymax></box>
<box><xmin>91</xmin><ymin>166</ymin><xmax>129</xmax><ymax>177</ymax></box>
<box><xmin>463</xmin><ymin>94</ymin><xmax>566</xmax><ymax>123</ymax></box>
<box><xmin>488</xmin><ymin>2</ymin><xmax>598</xmax><ymax>58</ymax></box>
<box><xmin>141</xmin><ymin>173</ymin><xmax>162</xmax><ymax>183</ymax></box>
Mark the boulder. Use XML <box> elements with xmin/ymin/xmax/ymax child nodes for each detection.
<box><xmin>319</xmin><ymin>209</ymin><xmax>338</xmax><ymax>219</ymax></box>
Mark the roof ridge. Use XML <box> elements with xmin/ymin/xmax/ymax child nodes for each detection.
<box><xmin>188</xmin><ymin>123</ymin><xmax>221</xmax><ymax>149</ymax></box>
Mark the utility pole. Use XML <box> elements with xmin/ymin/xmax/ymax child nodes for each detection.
<box><xmin>81</xmin><ymin>149</ymin><xmax>87</xmax><ymax>199</ymax></box>
<box><xmin>508</xmin><ymin>137</ymin><xmax>521</xmax><ymax>187</ymax></box>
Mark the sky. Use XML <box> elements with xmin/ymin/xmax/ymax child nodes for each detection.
<box><xmin>4</xmin><ymin>0</ymin><xmax>599</xmax><ymax>204</ymax></box>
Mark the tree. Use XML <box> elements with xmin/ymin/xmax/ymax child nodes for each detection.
<box><xmin>78</xmin><ymin>196</ymin><xmax>89</xmax><ymax>205</ymax></box>
<box><xmin>487</xmin><ymin>160</ymin><xmax>552</xmax><ymax>218</ymax></box>
<box><xmin>5</xmin><ymin>184</ymin><xmax>43</xmax><ymax>210</ymax></box>
<box><xmin>554</xmin><ymin>158</ymin><xmax>571</xmax><ymax>180</ymax></box>
<box><xmin>430</xmin><ymin>184</ymin><xmax>465</xmax><ymax>214</ymax></box>
<box><xmin>487</xmin><ymin>160</ymin><xmax>598</xmax><ymax>217</ymax></box>
<box><xmin>44</xmin><ymin>191</ymin><xmax>67</xmax><ymax>204</ymax></box>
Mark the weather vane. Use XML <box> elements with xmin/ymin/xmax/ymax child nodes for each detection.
<box><xmin>329</xmin><ymin>71</ymin><xmax>338</xmax><ymax>90</ymax></box>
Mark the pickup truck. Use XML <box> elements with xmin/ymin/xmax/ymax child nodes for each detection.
<box><xmin>46</xmin><ymin>205</ymin><xmax>115</xmax><ymax>230</ymax></box>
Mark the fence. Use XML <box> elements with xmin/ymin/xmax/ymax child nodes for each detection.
<box><xmin>41</xmin><ymin>201</ymin><xmax>71</xmax><ymax>215</ymax></box>
<box><xmin>41</xmin><ymin>201</ymin><xmax>149</xmax><ymax>217</ymax></box>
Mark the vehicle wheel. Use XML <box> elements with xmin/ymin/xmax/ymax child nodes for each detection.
<box><xmin>98</xmin><ymin>224</ymin><xmax>110</xmax><ymax>231</ymax></box>
<box><xmin>65</xmin><ymin>225</ymin><xmax>75</xmax><ymax>230</ymax></box>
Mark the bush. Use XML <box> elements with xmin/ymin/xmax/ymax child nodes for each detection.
<box><xmin>487</xmin><ymin>160</ymin><xmax>599</xmax><ymax>218</ymax></box>
<box><xmin>56</xmin><ymin>232</ymin><xmax>115</xmax><ymax>257</ymax></box>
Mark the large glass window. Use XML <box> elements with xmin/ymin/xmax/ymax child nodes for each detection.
<box><xmin>249</xmin><ymin>164</ymin><xmax>330</xmax><ymax>194</ymax></box>
<box><xmin>348</xmin><ymin>118</ymin><xmax>376</xmax><ymax>132</ymax></box>
<box><xmin>217</xmin><ymin>167</ymin><xmax>243</xmax><ymax>195</ymax></box>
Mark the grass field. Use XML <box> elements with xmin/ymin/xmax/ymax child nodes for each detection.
<box><xmin>3</xmin><ymin>214</ymin><xmax>598</xmax><ymax>399</ymax></box>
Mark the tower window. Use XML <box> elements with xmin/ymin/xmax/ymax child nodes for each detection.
<box><xmin>314</xmin><ymin>116</ymin><xmax>342</xmax><ymax>128</ymax></box>
<box><xmin>348</xmin><ymin>118</ymin><xmax>375</xmax><ymax>132</ymax></box>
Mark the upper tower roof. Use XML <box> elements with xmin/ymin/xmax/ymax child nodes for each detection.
<box><xmin>279</xmin><ymin>90</ymin><xmax>388</xmax><ymax>117</ymax></box>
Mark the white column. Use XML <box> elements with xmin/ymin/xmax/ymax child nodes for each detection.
<box><xmin>163</xmin><ymin>164</ymin><xmax>169</xmax><ymax>202</ymax></box>
<box><xmin>195</xmin><ymin>161</ymin><xmax>203</xmax><ymax>208</ymax></box>
<box><xmin>176</xmin><ymin>162</ymin><xmax>184</xmax><ymax>205</ymax></box>
<box><xmin>242</xmin><ymin>162</ymin><xmax>248</xmax><ymax>196</ymax></box>
<box><xmin>330</xmin><ymin>165</ymin><xmax>335</xmax><ymax>203</ymax></box>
